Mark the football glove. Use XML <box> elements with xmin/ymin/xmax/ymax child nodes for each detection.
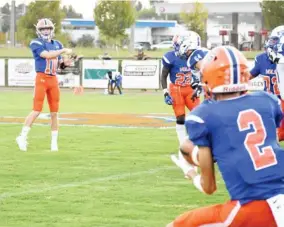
<box><xmin>163</xmin><ymin>89</ymin><xmax>173</xmax><ymax>105</ymax></box>
<box><xmin>190</xmin><ymin>75</ymin><xmax>200</xmax><ymax>89</ymax></box>
<box><xmin>267</xmin><ymin>47</ymin><xmax>282</xmax><ymax>64</ymax></box>
<box><xmin>191</xmin><ymin>83</ymin><xmax>203</xmax><ymax>101</ymax></box>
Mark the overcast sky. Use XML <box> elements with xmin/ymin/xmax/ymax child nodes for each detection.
<box><xmin>0</xmin><ymin>0</ymin><xmax>151</xmax><ymax>19</ymax></box>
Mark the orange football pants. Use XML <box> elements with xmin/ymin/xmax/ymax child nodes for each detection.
<box><xmin>33</xmin><ymin>72</ymin><xmax>60</xmax><ymax>112</ymax></box>
<box><xmin>173</xmin><ymin>200</ymin><xmax>276</xmax><ymax>227</ymax></box>
<box><xmin>169</xmin><ymin>83</ymin><xmax>200</xmax><ymax>117</ymax></box>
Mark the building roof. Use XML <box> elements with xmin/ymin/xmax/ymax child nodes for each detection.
<box><xmin>62</xmin><ymin>19</ymin><xmax>177</xmax><ymax>28</ymax></box>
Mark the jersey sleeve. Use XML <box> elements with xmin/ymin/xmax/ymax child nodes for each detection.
<box><xmin>29</xmin><ymin>40</ymin><xmax>45</xmax><ymax>57</ymax></box>
<box><xmin>270</xmin><ymin>93</ymin><xmax>283</xmax><ymax>127</ymax></box>
<box><xmin>55</xmin><ymin>40</ymin><xmax>64</xmax><ymax>62</ymax></box>
<box><xmin>187</xmin><ymin>48</ymin><xmax>208</xmax><ymax>70</ymax></box>
<box><xmin>162</xmin><ymin>52</ymin><xmax>174</xmax><ymax>69</ymax></box>
<box><xmin>185</xmin><ymin>106</ymin><xmax>210</xmax><ymax>147</ymax></box>
<box><xmin>56</xmin><ymin>40</ymin><xmax>64</xmax><ymax>49</ymax></box>
<box><xmin>249</xmin><ymin>56</ymin><xmax>261</xmax><ymax>77</ymax></box>
<box><xmin>261</xmin><ymin>92</ymin><xmax>283</xmax><ymax>127</ymax></box>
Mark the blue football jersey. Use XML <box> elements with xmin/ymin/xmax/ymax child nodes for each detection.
<box><xmin>162</xmin><ymin>50</ymin><xmax>192</xmax><ymax>86</ymax></box>
<box><xmin>185</xmin><ymin>91</ymin><xmax>284</xmax><ymax>205</ymax></box>
<box><xmin>30</xmin><ymin>38</ymin><xmax>63</xmax><ymax>76</ymax></box>
<box><xmin>250</xmin><ymin>52</ymin><xmax>279</xmax><ymax>96</ymax></box>
<box><xmin>187</xmin><ymin>48</ymin><xmax>208</xmax><ymax>77</ymax></box>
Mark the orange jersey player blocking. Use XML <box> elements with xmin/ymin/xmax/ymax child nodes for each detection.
<box><xmin>167</xmin><ymin>46</ymin><xmax>284</xmax><ymax>227</ymax></box>
<box><xmin>16</xmin><ymin>18</ymin><xmax>73</xmax><ymax>152</ymax></box>
<box><xmin>161</xmin><ymin>31</ymin><xmax>207</xmax><ymax>168</ymax></box>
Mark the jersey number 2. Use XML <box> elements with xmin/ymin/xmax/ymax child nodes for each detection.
<box><xmin>237</xmin><ymin>109</ymin><xmax>277</xmax><ymax>171</ymax></box>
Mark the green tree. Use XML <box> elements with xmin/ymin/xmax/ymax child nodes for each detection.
<box><xmin>180</xmin><ymin>1</ymin><xmax>208</xmax><ymax>39</ymax></box>
<box><xmin>77</xmin><ymin>34</ymin><xmax>94</xmax><ymax>47</ymax></box>
<box><xmin>261</xmin><ymin>0</ymin><xmax>284</xmax><ymax>30</ymax></box>
<box><xmin>0</xmin><ymin>3</ymin><xmax>10</xmax><ymax>33</ymax></box>
<box><xmin>1</xmin><ymin>3</ymin><xmax>10</xmax><ymax>15</ymax></box>
<box><xmin>17</xmin><ymin>0</ymin><xmax>67</xmax><ymax>45</ymax></box>
<box><xmin>135</xmin><ymin>1</ymin><xmax>143</xmax><ymax>12</ymax></box>
<box><xmin>94</xmin><ymin>0</ymin><xmax>135</xmax><ymax>46</ymax></box>
<box><xmin>137</xmin><ymin>7</ymin><xmax>158</xmax><ymax>19</ymax></box>
<box><xmin>62</xmin><ymin>5</ymin><xmax>82</xmax><ymax>18</ymax></box>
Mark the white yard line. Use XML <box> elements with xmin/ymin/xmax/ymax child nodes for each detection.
<box><xmin>119</xmin><ymin>201</ymin><xmax>199</xmax><ymax>209</ymax></box>
<box><xmin>0</xmin><ymin>166</ymin><xmax>176</xmax><ymax>201</ymax></box>
<box><xmin>0</xmin><ymin>122</ymin><xmax>175</xmax><ymax>129</ymax></box>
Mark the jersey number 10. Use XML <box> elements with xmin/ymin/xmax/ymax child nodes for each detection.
<box><xmin>237</xmin><ymin>109</ymin><xmax>278</xmax><ymax>171</ymax></box>
<box><xmin>45</xmin><ymin>59</ymin><xmax>58</xmax><ymax>75</ymax></box>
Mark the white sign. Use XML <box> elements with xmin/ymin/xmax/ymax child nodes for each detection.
<box><xmin>0</xmin><ymin>59</ymin><xmax>5</xmax><ymax>86</ymax></box>
<box><xmin>82</xmin><ymin>60</ymin><xmax>119</xmax><ymax>88</ymax></box>
<box><xmin>58</xmin><ymin>73</ymin><xmax>80</xmax><ymax>88</ymax></box>
<box><xmin>248</xmin><ymin>60</ymin><xmax>254</xmax><ymax>70</ymax></box>
<box><xmin>121</xmin><ymin>60</ymin><xmax>160</xmax><ymax>89</ymax></box>
<box><xmin>8</xmin><ymin>59</ymin><xmax>36</xmax><ymax>86</ymax></box>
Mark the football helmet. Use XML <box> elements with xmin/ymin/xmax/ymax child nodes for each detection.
<box><xmin>200</xmin><ymin>46</ymin><xmax>250</xmax><ymax>94</ymax></box>
<box><xmin>179</xmin><ymin>31</ymin><xmax>201</xmax><ymax>56</ymax></box>
<box><xmin>35</xmin><ymin>18</ymin><xmax>55</xmax><ymax>40</ymax></box>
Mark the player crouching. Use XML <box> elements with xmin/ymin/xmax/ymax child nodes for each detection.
<box><xmin>168</xmin><ymin>46</ymin><xmax>284</xmax><ymax>227</ymax></box>
<box><xmin>16</xmin><ymin>18</ymin><xmax>73</xmax><ymax>152</ymax></box>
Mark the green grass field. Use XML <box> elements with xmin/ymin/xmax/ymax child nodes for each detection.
<box><xmin>0</xmin><ymin>90</ymin><xmax>232</xmax><ymax>227</ymax></box>
<box><xmin>0</xmin><ymin>47</ymin><xmax>260</xmax><ymax>59</ymax></box>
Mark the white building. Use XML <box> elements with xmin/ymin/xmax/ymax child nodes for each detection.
<box><xmin>62</xmin><ymin>18</ymin><xmax>181</xmax><ymax>45</ymax></box>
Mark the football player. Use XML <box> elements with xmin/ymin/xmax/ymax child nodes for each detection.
<box><xmin>250</xmin><ymin>36</ymin><xmax>284</xmax><ymax>140</ymax></box>
<box><xmin>16</xmin><ymin>18</ymin><xmax>73</xmax><ymax>152</ymax></box>
<box><xmin>161</xmin><ymin>32</ymin><xmax>201</xmax><ymax>163</ymax></box>
<box><xmin>256</xmin><ymin>25</ymin><xmax>284</xmax><ymax>141</ymax></box>
<box><xmin>167</xmin><ymin>46</ymin><xmax>284</xmax><ymax>227</ymax></box>
<box><xmin>161</xmin><ymin>32</ymin><xmax>208</xmax><ymax>166</ymax></box>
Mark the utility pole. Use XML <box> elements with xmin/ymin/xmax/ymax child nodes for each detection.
<box><xmin>10</xmin><ymin>0</ymin><xmax>16</xmax><ymax>47</ymax></box>
<box><xmin>129</xmin><ymin>0</ymin><xmax>136</xmax><ymax>52</ymax></box>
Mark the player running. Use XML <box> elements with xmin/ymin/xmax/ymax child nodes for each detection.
<box><xmin>167</xmin><ymin>46</ymin><xmax>284</xmax><ymax>227</ymax></box>
<box><xmin>16</xmin><ymin>18</ymin><xmax>73</xmax><ymax>152</ymax></box>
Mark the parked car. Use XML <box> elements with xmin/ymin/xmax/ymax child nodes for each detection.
<box><xmin>136</xmin><ymin>42</ymin><xmax>151</xmax><ymax>50</ymax></box>
<box><xmin>134</xmin><ymin>43</ymin><xmax>143</xmax><ymax>50</ymax></box>
<box><xmin>239</xmin><ymin>41</ymin><xmax>254</xmax><ymax>51</ymax></box>
<box><xmin>151</xmin><ymin>40</ymin><xmax>173</xmax><ymax>50</ymax></box>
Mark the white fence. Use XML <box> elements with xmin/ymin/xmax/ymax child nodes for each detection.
<box><xmin>0</xmin><ymin>58</ymin><xmax>255</xmax><ymax>89</ymax></box>
<box><xmin>0</xmin><ymin>59</ymin><xmax>4</xmax><ymax>86</ymax></box>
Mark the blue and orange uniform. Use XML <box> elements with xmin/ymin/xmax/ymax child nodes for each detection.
<box><xmin>162</xmin><ymin>50</ymin><xmax>199</xmax><ymax>117</ymax></box>
<box><xmin>30</xmin><ymin>38</ymin><xmax>63</xmax><ymax>112</ymax></box>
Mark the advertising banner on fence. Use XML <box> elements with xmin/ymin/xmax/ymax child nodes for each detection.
<box><xmin>8</xmin><ymin>59</ymin><xmax>36</xmax><ymax>86</ymax></box>
<box><xmin>83</xmin><ymin>60</ymin><xmax>119</xmax><ymax>88</ymax></box>
<box><xmin>0</xmin><ymin>59</ymin><xmax>5</xmax><ymax>86</ymax></box>
<box><xmin>121</xmin><ymin>60</ymin><xmax>160</xmax><ymax>89</ymax></box>
<box><xmin>57</xmin><ymin>58</ymin><xmax>82</xmax><ymax>88</ymax></box>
